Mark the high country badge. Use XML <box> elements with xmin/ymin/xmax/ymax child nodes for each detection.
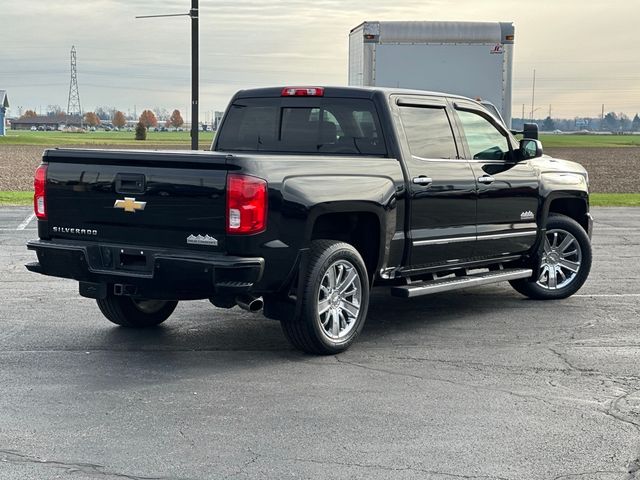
<box><xmin>187</xmin><ymin>234</ymin><xmax>218</xmax><ymax>246</ymax></box>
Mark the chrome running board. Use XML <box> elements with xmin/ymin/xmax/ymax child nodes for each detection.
<box><xmin>390</xmin><ymin>268</ymin><xmax>533</xmax><ymax>298</ymax></box>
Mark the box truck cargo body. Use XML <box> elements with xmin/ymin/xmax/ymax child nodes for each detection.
<box><xmin>349</xmin><ymin>21</ymin><xmax>515</xmax><ymax>127</ymax></box>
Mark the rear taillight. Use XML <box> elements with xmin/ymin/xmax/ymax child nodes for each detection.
<box><xmin>226</xmin><ymin>174</ymin><xmax>267</xmax><ymax>234</ymax></box>
<box><xmin>34</xmin><ymin>164</ymin><xmax>48</xmax><ymax>220</ymax></box>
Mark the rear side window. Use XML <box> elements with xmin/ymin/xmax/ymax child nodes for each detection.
<box><xmin>399</xmin><ymin>106</ymin><xmax>458</xmax><ymax>160</ymax></box>
<box><xmin>216</xmin><ymin>98</ymin><xmax>387</xmax><ymax>156</ymax></box>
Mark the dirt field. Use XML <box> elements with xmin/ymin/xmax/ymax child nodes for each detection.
<box><xmin>545</xmin><ymin>147</ymin><xmax>640</xmax><ymax>193</ymax></box>
<box><xmin>0</xmin><ymin>144</ymin><xmax>192</xmax><ymax>191</ymax></box>
<box><xmin>0</xmin><ymin>144</ymin><xmax>638</xmax><ymax>193</ymax></box>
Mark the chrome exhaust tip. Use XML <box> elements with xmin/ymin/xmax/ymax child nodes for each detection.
<box><xmin>236</xmin><ymin>294</ymin><xmax>264</xmax><ymax>312</ymax></box>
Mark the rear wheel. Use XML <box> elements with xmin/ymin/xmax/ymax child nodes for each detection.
<box><xmin>281</xmin><ymin>240</ymin><xmax>369</xmax><ymax>355</ymax></box>
<box><xmin>97</xmin><ymin>294</ymin><xmax>178</xmax><ymax>327</ymax></box>
<box><xmin>510</xmin><ymin>214</ymin><xmax>591</xmax><ymax>300</ymax></box>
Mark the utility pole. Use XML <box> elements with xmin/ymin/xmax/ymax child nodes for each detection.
<box><xmin>522</xmin><ymin>104</ymin><xmax>525</xmax><ymax>121</ymax></box>
<box><xmin>530</xmin><ymin>69</ymin><xmax>536</xmax><ymax>121</ymax></box>
<box><xmin>191</xmin><ymin>0</ymin><xmax>199</xmax><ymax>149</ymax></box>
<box><xmin>136</xmin><ymin>0</ymin><xmax>199</xmax><ymax>150</ymax></box>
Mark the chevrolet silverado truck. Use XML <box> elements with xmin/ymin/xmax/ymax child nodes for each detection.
<box><xmin>26</xmin><ymin>86</ymin><xmax>593</xmax><ymax>354</ymax></box>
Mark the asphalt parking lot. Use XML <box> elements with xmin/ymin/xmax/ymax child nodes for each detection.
<box><xmin>1</xmin><ymin>206</ymin><xmax>639</xmax><ymax>480</ymax></box>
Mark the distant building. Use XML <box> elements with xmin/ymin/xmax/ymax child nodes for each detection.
<box><xmin>575</xmin><ymin>118</ymin><xmax>590</xmax><ymax>129</ymax></box>
<box><xmin>10</xmin><ymin>114</ymin><xmax>83</xmax><ymax>131</ymax></box>
<box><xmin>0</xmin><ymin>90</ymin><xmax>8</xmax><ymax>136</ymax></box>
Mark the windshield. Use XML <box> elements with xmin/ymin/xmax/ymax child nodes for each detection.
<box><xmin>216</xmin><ymin>98</ymin><xmax>387</xmax><ymax>156</ymax></box>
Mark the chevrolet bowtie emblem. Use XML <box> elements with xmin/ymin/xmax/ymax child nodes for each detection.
<box><xmin>114</xmin><ymin>197</ymin><xmax>146</xmax><ymax>213</ymax></box>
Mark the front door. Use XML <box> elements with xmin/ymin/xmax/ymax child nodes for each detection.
<box><xmin>395</xmin><ymin>97</ymin><xmax>477</xmax><ymax>268</ymax></box>
<box><xmin>453</xmin><ymin>102</ymin><xmax>540</xmax><ymax>259</ymax></box>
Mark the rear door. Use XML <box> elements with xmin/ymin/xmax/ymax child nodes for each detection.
<box><xmin>393</xmin><ymin>96</ymin><xmax>477</xmax><ymax>268</ymax></box>
<box><xmin>451</xmin><ymin>101</ymin><xmax>539</xmax><ymax>258</ymax></box>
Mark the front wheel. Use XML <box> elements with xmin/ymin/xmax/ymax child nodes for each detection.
<box><xmin>510</xmin><ymin>214</ymin><xmax>592</xmax><ymax>300</ymax></box>
<box><xmin>97</xmin><ymin>294</ymin><xmax>178</xmax><ymax>327</ymax></box>
<box><xmin>281</xmin><ymin>240</ymin><xmax>370</xmax><ymax>355</ymax></box>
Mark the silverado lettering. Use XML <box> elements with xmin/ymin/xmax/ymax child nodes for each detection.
<box><xmin>52</xmin><ymin>227</ymin><xmax>98</xmax><ymax>236</ymax></box>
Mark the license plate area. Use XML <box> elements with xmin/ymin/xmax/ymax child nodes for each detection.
<box><xmin>117</xmin><ymin>248</ymin><xmax>150</xmax><ymax>272</ymax></box>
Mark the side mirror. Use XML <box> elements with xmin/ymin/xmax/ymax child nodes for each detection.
<box><xmin>510</xmin><ymin>123</ymin><xmax>539</xmax><ymax>139</ymax></box>
<box><xmin>523</xmin><ymin>123</ymin><xmax>539</xmax><ymax>140</ymax></box>
<box><xmin>520</xmin><ymin>138</ymin><xmax>543</xmax><ymax>160</ymax></box>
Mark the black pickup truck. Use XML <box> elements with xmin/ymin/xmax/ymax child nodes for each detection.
<box><xmin>27</xmin><ymin>86</ymin><xmax>593</xmax><ymax>354</ymax></box>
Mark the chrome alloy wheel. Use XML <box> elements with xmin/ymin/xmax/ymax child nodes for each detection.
<box><xmin>131</xmin><ymin>299</ymin><xmax>168</xmax><ymax>314</ymax></box>
<box><xmin>537</xmin><ymin>229</ymin><xmax>582</xmax><ymax>290</ymax></box>
<box><xmin>317</xmin><ymin>260</ymin><xmax>362</xmax><ymax>340</ymax></box>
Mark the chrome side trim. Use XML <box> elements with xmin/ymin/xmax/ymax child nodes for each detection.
<box><xmin>413</xmin><ymin>230</ymin><xmax>536</xmax><ymax>247</ymax></box>
<box><xmin>413</xmin><ymin>235</ymin><xmax>476</xmax><ymax>246</ymax></box>
<box><xmin>476</xmin><ymin>230</ymin><xmax>537</xmax><ymax>241</ymax></box>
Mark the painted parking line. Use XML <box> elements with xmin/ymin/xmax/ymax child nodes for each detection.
<box><xmin>16</xmin><ymin>213</ymin><xmax>36</xmax><ymax>231</ymax></box>
<box><xmin>574</xmin><ymin>294</ymin><xmax>640</xmax><ymax>297</ymax></box>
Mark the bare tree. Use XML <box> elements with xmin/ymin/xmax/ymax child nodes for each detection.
<box><xmin>21</xmin><ymin>110</ymin><xmax>38</xmax><ymax>119</ymax></box>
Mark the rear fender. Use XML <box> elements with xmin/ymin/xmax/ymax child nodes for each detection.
<box><xmin>281</xmin><ymin>175</ymin><xmax>398</xmax><ymax>273</ymax></box>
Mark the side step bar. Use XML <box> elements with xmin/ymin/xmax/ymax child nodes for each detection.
<box><xmin>390</xmin><ymin>268</ymin><xmax>533</xmax><ymax>298</ymax></box>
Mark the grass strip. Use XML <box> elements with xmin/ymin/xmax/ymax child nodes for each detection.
<box><xmin>539</xmin><ymin>134</ymin><xmax>640</xmax><ymax>148</ymax></box>
<box><xmin>0</xmin><ymin>191</ymin><xmax>32</xmax><ymax>206</ymax></box>
<box><xmin>2</xmin><ymin>191</ymin><xmax>638</xmax><ymax>207</ymax></box>
<box><xmin>0</xmin><ymin>130</ymin><xmax>214</xmax><ymax>146</ymax></box>
<box><xmin>590</xmin><ymin>193</ymin><xmax>640</xmax><ymax>207</ymax></box>
<box><xmin>1</xmin><ymin>131</ymin><xmax>638</xmax><ymax>148</ymax></box>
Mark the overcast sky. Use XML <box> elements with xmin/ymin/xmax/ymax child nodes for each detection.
<box><xmin>1</xmin><ymin>0</ymin><xmax>639</xmax><ymax>120</ymax></box>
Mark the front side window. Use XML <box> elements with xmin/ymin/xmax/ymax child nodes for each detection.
<box><xmin>456</xmin><ymin>110</ymin><xmax>510</xmax><ymax>160</ymax></box>
<box><xmin>216</xmin><ymin>98</ymin><xmax>386</xmax><ymax>156</ymax></box>
<box><xmin>399</xmin><ymin>106</ymin><xmax>458</xmax><ymax>160</ymax></box>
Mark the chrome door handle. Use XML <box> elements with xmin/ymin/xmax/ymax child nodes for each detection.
<box><xmin>477</xmin><ymin>175</ymin><xmax>495</xmax><ymax>184</ymax></box>
<box><xmin>413</xmin><ymin>176</ymin><xmax>433</xmax><ymax>185</ymax></box>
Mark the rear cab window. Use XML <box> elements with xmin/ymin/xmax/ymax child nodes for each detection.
<box><xmin>216</xmin><ymin>97</ymin><xmax>387</xmax><ymax>156</ymax></box>
<box><xmin>398</xmin><ymin>106</ymin><xmax>459</xmax><ymax>160</ymax></box>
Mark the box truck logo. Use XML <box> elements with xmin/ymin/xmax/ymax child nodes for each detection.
<box><xmin>490</xmin><ymin>44</ymin><xmax>504</xmax><ymax>54</ymax></box>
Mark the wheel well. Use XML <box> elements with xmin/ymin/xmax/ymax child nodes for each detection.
<box><xmin>548</xmin><ymin>197</ymin><xmax>588</xmax><ymax>232</ymax></box>
<box><xmin>310</xmin><ymin>212</ymin><xmax>380</xmax><ymax>279</ymax></box>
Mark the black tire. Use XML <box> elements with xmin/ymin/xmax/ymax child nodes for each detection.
<box><xmin>281</xmin><ymin>240</ymin><xmax>370</xmax><ymax>355</ymax></box>
<box><xmin>97</xmin><ymin>294</ymin><xmax>178</xmax><ymax>328</ymax></box>
<box><xmin>510</xmin><ymin>214</ymin><xmax>592</xmax><ymax>300</ymax></box>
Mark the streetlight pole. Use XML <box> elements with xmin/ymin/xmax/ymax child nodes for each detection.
<box><xmin>530</xmin><ymin>68</ymin><xmax>536</xmax><ymax>122</ymax></box>
<box><xmin>136</xmin><ymin>0</ymin><xmax>199</xmax><ymax>150</ymax></box>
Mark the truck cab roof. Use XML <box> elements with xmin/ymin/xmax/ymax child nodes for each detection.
<box><xmin>232</xmin><ymin>85</ymin><xmax>478</xmax><ymax>104</ymax></box>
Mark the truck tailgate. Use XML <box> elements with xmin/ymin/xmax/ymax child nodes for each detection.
<box><xmin>43</xmin><ymin>149</ymin><xmax>229</xmax><ymax>252</ymax></box>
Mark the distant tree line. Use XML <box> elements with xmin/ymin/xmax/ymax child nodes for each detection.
<box><xmin>19</xmin><ymin>104</ymin><xmax>185</xmax><ymax>127</ymax></box>
<box><xmin>513</xmin><ymin>112</ymin><xmax>640</xmax><ymax>132</ymax></box>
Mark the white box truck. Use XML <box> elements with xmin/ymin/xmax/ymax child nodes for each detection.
<box><xmin>348</xmin><ymin>21</ymin><xmax>515</xmax><ymax>127</ymax></box>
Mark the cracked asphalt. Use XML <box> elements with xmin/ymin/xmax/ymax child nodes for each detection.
<box><xmin>1</xmin><ymin>206</ymin><xmax>639</xmax><ymax>480</ymax></box>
